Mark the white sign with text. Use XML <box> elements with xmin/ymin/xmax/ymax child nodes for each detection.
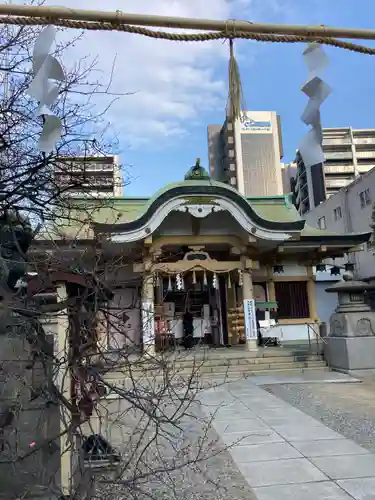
<box><xmin>243</xmin><ymin>299</ymin><xmax>257</xmax><ymax>340</ymax></box>
<box><xmin>142</xmin><ymin>301</ymin><xmax>155</xmax><ymax>345</ymax></box>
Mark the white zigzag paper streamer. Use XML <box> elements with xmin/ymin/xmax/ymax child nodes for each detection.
<box><xmin>299</xmin><ymin>43</ymin><xmax>331</xmax><ymax>168</ymax></box>
<box><xmin>27</xmin><ymin>26</ymin><xmax>65</xmax><ymax>153</ymax></box>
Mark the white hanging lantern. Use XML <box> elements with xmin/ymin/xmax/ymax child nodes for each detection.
<box><xmin>167</xmin><ymin>275</ymin><xmax>172</xmax><ymax>291</ymax></box>
<box><xmin>155</xmin><ymin>274</ymin><xmax>160</xmax><ymax>287</ymax></box>
<box><xmin>212</xmin><ymin>272</ymin><xmax>218</xmax><ymax>290</ymax></box>
<box><xmin>203</xmin><ymin>270</ymin><xmax>208</xmax><ymax>287</ymax></box>
<box><xmin>228</xmin><ymin>273</ymin><xmax>232</xmax><ymax>289</ymax></box>
<box><xmin>192</xmin><ymin>270</ymin><xmax>196</xmax><ymax>285</ymax></box>
<box><xmin>238</xmin><ymin>269</ymin><xmax>243</xmax><ymax>287</ymax></box>
<box><xmin>176</xmin><ymin>273</ymin><xmax>184</xmax><ymax>291</ymax></box>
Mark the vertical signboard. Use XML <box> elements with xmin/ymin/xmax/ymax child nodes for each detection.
<box><xmin>142</xmin><ymin>301</ymin><xmax>155</xmax><ymax>345</ymax></box>
<box><xmin>243</xmin><ymin>299</ymin><xmax>257</xmax><ymax>340</ymax></box>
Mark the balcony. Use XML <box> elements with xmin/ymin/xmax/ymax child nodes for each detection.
<box><xmin>323</xmin><ymin>138</ymin><xmax>352</xmax><ymax>146</ymax></box>
<box><xmin>56</xmin><ymin>162</ymin><xmax>115</xmax><ymax>173</ymax></box>
<box><xmin>56</xmin><ymin>176</ymin><xmax>115</xmax><ymax>188</ymax></box>
<box><xmin>356</xmin><ymin>150</ymin><xmax>375</xmax><ymax>159</ymax></box>
<box><xmin>354</xmin><ymin>137</ymin><xmax>375</xmax><ymax>146</ymax></box>
<box><xmin>358</xmin><ymin>164</ymin><xmax>375</xmax><ymax>174</ymax></box>
<box><xmin>324</xmin><ymin>165</ymin><xmax>355</xmax><ymax>174</ymax></box>
<box><xmin>324</xmin><ymin>151</ymin><xmax>353</xmax><ymax>160</ymax></box>
<box><xmin>325</xmin><ymin>178</ymin><xmax>352</xmax><ymax>188</ymax></box>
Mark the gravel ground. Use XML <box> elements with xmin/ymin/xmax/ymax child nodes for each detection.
<box><xmin>262</xmin><ymin>377</ymin><xmax>375</xmax><ymax>452</ymax></box>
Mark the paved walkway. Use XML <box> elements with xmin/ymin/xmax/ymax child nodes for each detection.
<box><xmin>200</xmin><ymin>376</ymin><xmax>375</xmax><ymax>500</ymax></box>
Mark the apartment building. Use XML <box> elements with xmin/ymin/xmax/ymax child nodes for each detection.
<box><xmin>54</xmin><ymin>154</ymin><xmax>123</xmax><ymax>197</ymax></box>
<box><xmin>208</xmin><ymin>111</ymin><xmax>284</xmax><ymax>197</ymax></box>
<box><xmin>304</xmin><ymin>166</ymin><xmax>375</xmax><ymax>281</ymax></box>
<box><xmin>292</xmin><ymin>127</ymin><xmax>375</xmax><ymax>215</ymax></box>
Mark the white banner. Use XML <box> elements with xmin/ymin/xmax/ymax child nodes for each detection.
<box><xmin>243</xmin><ymin>299</ymin><xmax>257</xmax><ymax>340</ymax></box>
<box><xmin>142</xmin><ymin>301</ymin><xmax>154</xmax><ymax>345</ymax></box>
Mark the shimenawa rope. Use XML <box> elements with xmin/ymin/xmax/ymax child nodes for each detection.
<box><xmin>1</xmin><ymin>15</ymin><xmax>375</xmax><ymax>55</ymax></box>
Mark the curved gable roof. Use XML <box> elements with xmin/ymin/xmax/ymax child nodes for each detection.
<box><xmin>93</xmin><ymin>179</ymin><xmax>306</xmax><ymax>234</ymax></box>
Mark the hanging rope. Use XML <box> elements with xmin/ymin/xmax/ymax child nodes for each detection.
<box><xmin>227</xmin><ymin>39</ymin><xmax>245</xmax><ymax>120</ymax></box>
<box><xmin>1</xmin><ymin>16</ymin><xmax>375</xmax><ymax>55</ymax></box>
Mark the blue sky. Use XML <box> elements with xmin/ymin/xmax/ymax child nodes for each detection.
<box><xmin>55</xmin><ymin>0</ymin><xmax>375</xmax><ymax>196</ymax></box>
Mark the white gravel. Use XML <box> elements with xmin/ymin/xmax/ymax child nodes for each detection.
<box><xmin>262</xmin><ymin>381</ymin><xmax>375</xmax><ymax>452</ymax></box>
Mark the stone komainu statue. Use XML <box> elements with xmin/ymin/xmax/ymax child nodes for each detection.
<box><xmin>0</xmin><ymin>210</ymin><xmax>33</xmax><ymax>290</ymax></box>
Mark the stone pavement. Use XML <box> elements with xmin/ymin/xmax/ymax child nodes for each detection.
<box><xmin>200</xmin><ymin>375</ymin><xmax>375</xmax><ymax>500</ymax></box>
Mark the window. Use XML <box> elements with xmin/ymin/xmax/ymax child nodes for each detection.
<box><xmin>318</xmin><ymin>216</ymin><xmax>326</xmax><ymax>229</ymax></box>
<box><xmin>275</xmin><ymin>281</ymin><xmax>310</xmax><ymax>319</ymax></box>
<box><xmin>333</xmin><ymin>206</ymin><xmax>342</xmax><ymax>221</ymax></box>
<box><xmin>359</xmin><ymin>188</ymin><xmax>371</xmax><ymax>208</ymax></box>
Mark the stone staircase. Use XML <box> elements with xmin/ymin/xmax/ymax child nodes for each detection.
<box><xmin>169</xmin><ymin>345</ymin><xmax>327</xmax><ymax>378</ymax></box>
<box><xmin>105</xmin><ymin>344</ymin><xmax>329</xmax><ymax>390</ymax></box>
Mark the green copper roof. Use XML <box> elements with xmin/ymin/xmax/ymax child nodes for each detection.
<box><xmin>40</xmin><ymin>193</ymin><xmax>334</xmax><ymax>241</ymax></box>
<box><xmin>35</xmin><ymin>164</ymin><xmax>369</xmax><ymax>246</ymax></box>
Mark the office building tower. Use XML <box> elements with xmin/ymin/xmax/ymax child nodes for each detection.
<box><xmin>208</xmin><ymin>111</ymin><xmax>284</xmax><ymax>197</ymax></box>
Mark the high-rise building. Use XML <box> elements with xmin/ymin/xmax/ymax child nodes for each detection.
<box><xmin>281</xmin><ymin>162</ymin><xmax>297</xmax><ymax>194</ymax></box>
<box><xmin>54</xmin><ymin>154</ymin><xmax>123</xmax><ymax>198</ymax></box>
<box><xmin>208</xmin><ymin>111</ymin><xmax>284</xmax><ymax>197</ymax></box>
<box><xmin>292</xmin><ymin>127</ymin><xmax>375</xmax><ymax>215</ymax></box>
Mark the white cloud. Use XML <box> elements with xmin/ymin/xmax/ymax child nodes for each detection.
<box><xmin>39</xmin><ymin>0</ymin><xmax>254</xmax><ymax>147</ymax></box>
<box><xmin>36</xmin><ymin>0</ymin><xmax>294</xmax><ymax>148</ymax></box>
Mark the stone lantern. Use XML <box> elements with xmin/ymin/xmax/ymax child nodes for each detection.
<box><xmin>324</xmin><ymin>273</ymin><xmax>375</xmax><ymax>374</ymax></box>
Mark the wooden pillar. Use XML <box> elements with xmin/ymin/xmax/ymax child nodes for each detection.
<box><xmin>96</xmin><ymin>309</ymin><xmax>108</xmax><ymax>351</ymax></box>
<box><xmin>241</xmin><ymin>258</ymin><xmax>257</xmax><ymax>351</ymax></box>
<box><xmin>55</xmin><ymin>282</ymin><xmax>73</xmax><ymax>498</ymax></box>
<box><xmin>227</xmin><ymin>276</ymin><xmax>234</xmax><ymax>345</ymax></box>
<box><xmin>141</xmin><ymin>262</ymin><xmax>155</xmax><ymax>354</ymax></box>
<box><xmin>307</xmin><ymin>266</ymin><xmax>318</xmax><ymax>322</ymax></box>
<box><xmin>267</xmin><ymin>265</ymin><xmax>276</xmax><ymax>303</ymax></box>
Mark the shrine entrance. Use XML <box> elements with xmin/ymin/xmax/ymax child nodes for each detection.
<box><xmin>152</xmin><ymin>247</ymin><xmax>243</xmax><ymax>351</ymax></box>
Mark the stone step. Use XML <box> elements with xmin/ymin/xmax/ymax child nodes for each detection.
<box><xmin>128</xmin><ymin>354</ymin><xmax>323</xmax><ymax>369</ymax></box>
<box><xmin>152</xmin><ymin>351</ymin><xmax>323</xmax><ymax>363</ymax></box>
<box><xmin>171</xmin><ymin>354</ymin><xmax>324</xmax><ymax>368</ymax></box>
<box><xmin>106</xmin><ymin>367</ymin><xmax>331</xmax><ymax>392</ymax></box>
<box><xmin>106</xmin><ymin>360</ymin><xmax>327</xmax><ymax>381</ymax></box>
<box><xmin>175</xmin><ymin>360</ymin><xmax>327</xmax><ymax>374</ymax></box>
<box><xmin>110</xmin><ymin>357</ymin><xmax>325</xmax><ymax>377</ymax></box>
<box><xmin>205</xmin><ymin>366</ymin><xmax>331</xmax><ymax>380</ymax></box>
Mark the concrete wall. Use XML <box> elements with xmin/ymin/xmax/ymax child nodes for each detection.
<box><xmin>315</xmin><ymin>282</ymin><xmax>338</xmax><ymax>333</ymax></box>
<box><xmin>271</xmin><ymin>323</ymin><xmax>317</xmax><ymax>342</ymax></box>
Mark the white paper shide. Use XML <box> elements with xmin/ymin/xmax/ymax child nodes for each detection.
<box><xmin>299</xmin><ymin>43</ymin><xmax>331</xmax><ymax>168</ymax></box>
<box><xmin>27</xmin><ymin>26</ymin><xmax>64</xmax><ymax>153</ymax></box>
